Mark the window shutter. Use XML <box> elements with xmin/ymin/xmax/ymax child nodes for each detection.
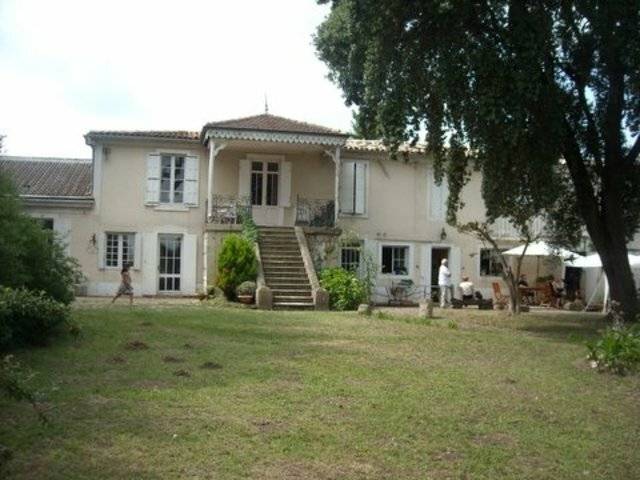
<box><xmin>182</xmin><ymin>234</ymin><xmax>198</xmax><ymax>294</ymax></box>
<box><xmin>97</xmin><ymin>232</ymin><xmax>106</xmax><ymax>269</ymax></box>
<box><xmin>133</xmin><ymin>233</ymin><xmax>142</xmax><ymax>270</ymax></box>
<box><xmin>340</xmin><ymin>161</ymin><xmax>355</xmax><ymax>214</ymax></box>
<box><xmin>354</xmin><ymin>162</ymin><xmax>367</xmax><ymax>214</ymax></box>
<box><xmin>238</xmin><ymin>159</ymin><xmax>251</xmax><ymax>200</ymax></box>
<box><xmin>429</xmin><ymin>169</ymin><xmax>448</xmax><ymax>221</ymax></box>
<box><xmin>279</xmin><ymin>161</ymin><xmax>292</xmax><ymax>207</ymax></box>
<box><xmin>184</xmin><ymin>155</ymin><xmax>199</xmax><ymax>206</ymax></box>
<box><xmin>145</xmin><ymin>154</ymin><xmax>161</xmax><ymax>204</ymax></box>
<box><xmin>449</xmin><ymin>246</ymin><xmax>462</xmax><ymax>287</ymax></box>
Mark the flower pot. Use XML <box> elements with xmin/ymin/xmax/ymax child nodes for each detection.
<box><xmin>237</xmin><ymin>294</ymin><xmax>254</xmax><ymax>305</ymax></box>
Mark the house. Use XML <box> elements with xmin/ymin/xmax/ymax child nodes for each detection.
<box><xmin>1</xmin><ymin>113</ymin><xmax>566</xmax><ymax>307</ymax></box>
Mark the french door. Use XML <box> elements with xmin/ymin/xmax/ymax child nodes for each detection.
<box><xmin>158</xmin><ymin>234</ymin><xmax>182</xmax><ymax>292</ymax></box>
<box><xmin>250</xmin><ymin>160</ymin><xmax>283</xmax><ymax>225</ymax></box>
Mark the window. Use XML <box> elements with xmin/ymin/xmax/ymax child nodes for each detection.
<box><xmin>38</xmin><ymin>218</ymin><xmax>54</xmax><ymax>230</ymax></box>
<box><xmin>160</xmin><ymin>154</ymin><xmax>185</xmax><ymax>203</ymax></box>
<box><xmin>105</xmin><ymin>233</ymin><xmax>135</xmax><ymax>268</ymax></box>
<box><xmin>381</xmin><ymin>245</ymin><xmax>409</xmax><ymax>275</ymax></box>
<box><xmin>341</xmin><ymin>242</ymin><xmax>362</xmax><ymax>272</ymax></box>
<box><xmin>479</xmin><ymin>248</ymin><xmax>505</xmax><ymax>276</ymax></box>
<box><xmin>251</xmin><ymin>161</ymin><xmax>279</xmax><ymax>206</ymax></box>
<box><xmin>340</xmin><ymin>160</ymin><xmax>367</xmax><ymax>215</ymax></box>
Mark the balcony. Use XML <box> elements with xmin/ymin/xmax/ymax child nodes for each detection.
<box><xmin>295</xmin><ymin>197</ymin><xmax>335</xmax><ymax>228</ymax></box>
<box><xmin>207</xmin><ymin>195</ymin><xmax>251</xmax><ymax>224</ymax></box>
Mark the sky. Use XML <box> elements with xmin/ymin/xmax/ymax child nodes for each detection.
<box><xmin>0</xmin><ymin>0</ymin><xmax>354</xmax><ymax>158</ymax></box>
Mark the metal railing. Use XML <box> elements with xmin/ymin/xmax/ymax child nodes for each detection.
<box><xmin>295</xmin><ymin>197</ymin><xmax>335</xmax><ymax>228</ymax></box>
<box><xmin>207</xmin><ymin>195</ymin><xmax>252</xmax><ymax>224</ymax></box>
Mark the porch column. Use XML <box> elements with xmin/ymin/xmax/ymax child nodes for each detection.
<box><xmin>326</xmin><ymin>146</ymin><xmax>341</xmax><ymax>225</ymax></box>
<box><xmin>204</xmin><ymin>138</ymin><xmax>226</xmax><ymax>293</ymax></box>
<box><xmin>206</xmin><ymin>139</ymin><xmax>226</xmax><ymax>222</ymax></box>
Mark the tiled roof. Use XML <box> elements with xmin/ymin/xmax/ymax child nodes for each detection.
<box><xmin>345</xmin><ymin>138</ymin><xmax>426</xmax><ymax>154</ymax></box>
<box><xmin>203</xmin><ymin>113</ymin><xmax>347</xmax><ymax>136</ymax></box>
<box><xmin>0</xmin><ymin>156</ymin><xmax>92</xmax><ymax>197</ymax></box>
<box><xmin>85</xmin><ymin>130</ymin><xmax>200</xmax><ymax>141</ymax></box>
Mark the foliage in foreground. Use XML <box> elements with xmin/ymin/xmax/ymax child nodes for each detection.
<box><xmin>0</xmin><ymin>172</ymin><xmax>82</xmax><ymax>304</ymax></box>
<box><xmin>0</xmin><ymin>288</ymin><xmax>71</xmax><ymax>350</ymax></box>
<box><xmin>587</xmin><ymin>324</ymin><xmax>640</xmax><ymax>375</ymax></box>
<box><xmin>0</xmin><ymin>355</ymin><xmax>47</xmax><ymax>424</ymax></box>
<box><xmin>320</xmin><ymin>267</ymin><xmax>368</xmax><ymax>311</ymax></box>
<box><xmin>216</xmin><ymin>234</ymin><xmax>257</xmax><ymax>299</ymax></box>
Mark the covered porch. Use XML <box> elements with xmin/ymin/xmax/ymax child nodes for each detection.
<box><xmin>201</xmin><ymin>114</ymin><xmax>349</xmax><ymax>228</ymax></box>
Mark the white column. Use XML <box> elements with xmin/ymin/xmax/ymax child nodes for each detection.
<box><xmin>334</xmin><ymin>146</ymin><xmax>341</xmax><ymax>225</ymax></box>
<box><xmin>206</xmin><ymin>140</ymin><xmax>226</xmax><ymax>222</ymax></box>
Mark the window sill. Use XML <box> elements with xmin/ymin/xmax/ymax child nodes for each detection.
<box><xmin>152</xmin><ymin>204</ymin><xmax>191</xmax><ymax>212</ymax></box>
<box><xmin>339</xmin><ymin>213</ymin><xmax>368</xmax><ymax>219</ymax></box>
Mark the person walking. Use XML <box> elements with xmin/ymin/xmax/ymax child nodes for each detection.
<box><xmin>112</xmin><ymin>263</ymin><xmax>134</xmax><ymax>305</ymax></box>
<box><xmin>438</xmin><ymin>258</ymin><xmax>453</xmax><ymax>308</ymax></box>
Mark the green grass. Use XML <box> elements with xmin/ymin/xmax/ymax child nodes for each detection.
<box><xmin>1</xmin><ymin>306</ymin><xmax>639</xmax><ymax>479</ymax></box>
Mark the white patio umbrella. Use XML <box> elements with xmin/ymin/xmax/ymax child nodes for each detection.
<box><xmin>503</xmin><ymin>241</ymin><xmax>582</xmax><ymax>279</ymax></box>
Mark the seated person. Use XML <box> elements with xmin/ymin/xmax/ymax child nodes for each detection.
<box><xmin>459</xmin><ymin>276</ymin><xmax>474</xmax><ymax>304</ymax></box>
<box><xmin>518</xmin><ymin>274</ymin><xmax>535</xmax><ymax>304</ymax></box>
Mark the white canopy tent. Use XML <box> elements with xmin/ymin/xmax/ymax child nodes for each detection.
<box><xmin>564</xmin><ymin>253</ymin><xmax>640</xmax><ymax>312</ymax></box>
<box><xmin>503</xmin><ymin>241</ymin><xmax>583</xmax><ymax>280</ymax></box>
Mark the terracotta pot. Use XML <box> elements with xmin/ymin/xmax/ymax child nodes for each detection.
<box><xmin>237</xmin><ymin>294</ymin><xmax>254</xmax><ymax>305</ymax></box>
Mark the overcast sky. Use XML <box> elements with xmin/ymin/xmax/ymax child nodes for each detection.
<box><xmin>0</xmin><ymin>0</ymin><xmax>353</xmax><ymax>158</ymax></box>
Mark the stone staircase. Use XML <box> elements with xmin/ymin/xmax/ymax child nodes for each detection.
<box><xmin>258</xmin><ymin>226</ymin><xmax>314</xmax><ymax>309</ymax></box>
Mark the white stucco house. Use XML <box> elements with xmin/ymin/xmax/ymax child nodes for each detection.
<box><xmin>1</xmin><ymin>112</ymin><xmax>588</xmax><ymax>307</ymax></box>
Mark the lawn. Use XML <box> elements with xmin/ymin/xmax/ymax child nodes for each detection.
<box><xmin>1</xmin><ymin>305</ymin><xmax>639</xmax><ymax>479</ymax></box>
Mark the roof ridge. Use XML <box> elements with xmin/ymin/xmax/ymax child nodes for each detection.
<box><xmin>0</xmin><ymin>155</ymin><xmax>92</xmax><ymax>164</ymax></box>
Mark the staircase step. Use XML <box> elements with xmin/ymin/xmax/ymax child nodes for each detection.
<box><xmin>273</xmin><ymin>301</ymin><xmax>315</xmax><ymax>310</ymax></box>
<box><xmin>267</xmin><ymin>282</ymin><xmax>312</xmax><ymax>289</ymax></box>
<box><xmin>263</xmin><ymin>259</ymin><xmax>304</xmax><ymax>264</ymax></box>
<box><xmin>271</xmin><ymin>288</ymin><xmax>312</xmax><ymax>294</ymax></box>
<box><xmin>274</xmin><ymin>294</ymin><xmax>314</xmax><ymax>301</ymax></box>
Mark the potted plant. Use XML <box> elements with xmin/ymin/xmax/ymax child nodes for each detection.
<box><xmin>236</xmin><ymin>281</ymin><xmax>257</xmax><ymax>304</ymax></box>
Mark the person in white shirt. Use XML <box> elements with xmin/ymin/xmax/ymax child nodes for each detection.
<box><xmin>459</xmin><ymin>276</ymin><xmax>474</xmax><ymax>305</ymax></box>
<box><xmin>438</xmin><ymin>258</ymin><xmax>453</xmax><ymax>308</ymax></box>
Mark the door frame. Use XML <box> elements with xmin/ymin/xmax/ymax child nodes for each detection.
<box><xmin>157</xmin><ymin>233</ymin><xmax>183</xmax><ymax>294</ymax></box>
<box><xmin>247</xmin><ymin>154</ymin><xmax>285</xmax><ymax>226</ymax></box>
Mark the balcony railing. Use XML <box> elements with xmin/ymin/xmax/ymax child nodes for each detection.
<box><xmin>295</xmin><ymin>197</ymin><xmax>335</xmax><ymax>228</ymax></box>
<box><xmin>207</xmin><ymin>195</ymin><xmax>251</xmax><ymax>224</ymax></box>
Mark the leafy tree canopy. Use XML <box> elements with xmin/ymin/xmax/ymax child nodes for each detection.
<box><xmin>315</xmin><ymin>0</ymin><xmax>640</xmax><ymax>317</ymax></box>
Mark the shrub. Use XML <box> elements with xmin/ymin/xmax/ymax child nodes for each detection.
<box><xmin>0</xmin><ymin>172</ymin><xmax>82</xmax><ymax>305</ymax></box>
<box><xmin>241</xmin><ymin>213</ymin><xmax>259</xmax><ymax>243</ymax></box>
<box><xmin>587</xmin><ymin>325</ymin><xmax>640</xmax><ymax>375</ymax></box>
<box><xmin>236</xmin><ymin>281</ymin><xmax>257</xmax><ymax>297</ymax></box>
<box><xmin>319</xmin><ymin>267</ymin><xmax>368</xmax><ymax>311</ymax></box>
<box><xmin>216</xmin><ymin>234</ymin><xmax>257</xmax><ymax>299</ymax></box>
<box><xmin>0</xmin><ymin>288</ymin><xmax>71</xmax><ymax>350</ymax></box>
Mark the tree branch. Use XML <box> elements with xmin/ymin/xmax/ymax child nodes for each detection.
<box><xmin>625</xmin><ymin>135</ymin><xmax>640</xmax><ymax>164</ymax></box>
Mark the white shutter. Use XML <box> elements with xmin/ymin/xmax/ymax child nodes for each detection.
<box><xmin>184</xmin><ymin>155</ymin><xmax>199</xmax><ymax>206</ymax></box>
<box><xmin>354</xmin><ymin>162</ymin><xmax>367</xmax><ymax>214</ymax></box>
<box><xmin>97</xmin><ymin>232</ymin><xmax>106</xmax><ymax>269</ymax></box>
<box><xmin>238</xmin><ymin>159</ymin><xmax>251</xmax><ymax>199</ymax></box>
<box><xmin>145</xmin><ymin>154</ymin><xmax>161</xmax><ymax>204</ymax></box>
<box><xmin>141</xmin><ymin>232</ymin><xmax>158</xmax><ymax>295</ymax></box>
<box><xmin>340</xmin><ymin>161</ymin><xmax>355</xmax><ymax>214</ymax></box>
<box><xmin>133</xmin><ymin>233</ymin><xmax>142</xmax><ymax>270</ymax></box>
<box><xmin>182</xmin><ymin>234</ymin><xmax>198</xmax><ymax>294</ymax></box>
<box><xmin>429</xmin><ymin>169</ymin><xmax>448</xmax><ymax>221</ymax></box>
<box><xmin>279</xmin><ymin>161</ymin><xmax>292</xmax><ymax>207</ymax></box>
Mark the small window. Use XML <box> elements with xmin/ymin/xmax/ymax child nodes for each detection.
<box><xmin>381</xmin><ymin>245</ymin><xmax>409</xmax><ymax>275</ymax></box>
<box><xmin>341</xmin><ymin>242</ymin><xmax>362</xmax><ymax>272</ymax></box>
<box><xmin>38</xmin><ymin>218</ymin><xmax>54</xmax><ymax>230</ymax></box>
<box><xmin>479</xmin><ymin>248</ymin><xmax>505</xmax><ymax>276</ymax></box>
<box><xmin>105</xmin><ymin>233</ymin><xmax>135</xmax><ymax>268</ymax></box>
<box><xmin>159</xmin><ymin>155</ymin><xmax>186</xmax><ymax>204</ymax></box>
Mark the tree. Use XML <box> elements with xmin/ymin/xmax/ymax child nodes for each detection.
<box><xmin>315</xmin><ymin>1</ymin><xmax>640</xmax><ymax>319</ymax></box>
<box><xmin>0</xmin><ymin>172</ymin><xmax>81</xmax><ymax>304</ymax></box>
